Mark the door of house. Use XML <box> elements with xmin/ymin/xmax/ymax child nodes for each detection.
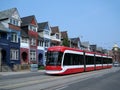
<box><xmin>39</xmin><ymin>53</ymin><xmax>43</xmax><ymax>65</ymax></box>
<box><xmin>1</xmin><ymin>49</ymin><xmax>6</xmax><ymax>65</ymax></box>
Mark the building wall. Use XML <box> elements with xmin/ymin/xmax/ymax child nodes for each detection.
<box><xmin>0</xmin><ymin>29</ymin><xmax>21</xmax><ymax>70</ymax></box>
<box><xmin>112</xmin><ymin>51</ymin><xmax>120</xmax><ymax>63</ymax></box>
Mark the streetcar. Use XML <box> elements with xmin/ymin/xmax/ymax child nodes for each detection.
<box><xmin>45</xmin><ymin>46</ymin><xmax>112</xmax><ymax>75</ymax></box>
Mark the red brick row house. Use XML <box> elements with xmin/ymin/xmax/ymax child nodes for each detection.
<box><xmin>21</xmin><ymin>15</ymin><xmax>38</xmax><ymax>69</ymax></box>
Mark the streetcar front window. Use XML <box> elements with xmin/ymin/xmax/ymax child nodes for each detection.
<box><xmin>46</xmin><ymin>51</ymin><xmax>63</xmax><ymax>66</ymax></box>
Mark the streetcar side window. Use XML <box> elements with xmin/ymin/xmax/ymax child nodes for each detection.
<box><xmin>63</xmin><ymin>53</ymin><xmax>84</xmax><ymax>65</ymax></box>
<box><xmin>103</xmin><ymin>58</ymin><xmax>108</xmax><ymax>64</ymax></box>
<box><xmin>103</xmin><ymin>58</ymin><xmax>112</xmax><ymax>64</ymax></box>
<box><xmin>63</xmin><ymin>53</ymin><xmax>71</xmax><ymax>65</ymax></box>
<box><xmin>96</xmin><ymin>57</ymin><xmax>102</xmax><ymax>64</ymax></box>
<box><xmin>108</xmin><ymin>58</ymin><xmax>112</xmax><ymax>64</ymax></box>
<box><xmin>86</xmin><ymin>56</ymin><xmax>94</xmax><ymax>65</ymax></box>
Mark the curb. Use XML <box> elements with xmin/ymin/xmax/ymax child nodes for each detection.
<box><xmin>0</xmin><ymin>70</ymin><xmax>45</xmax><ymax>76</ymax></box>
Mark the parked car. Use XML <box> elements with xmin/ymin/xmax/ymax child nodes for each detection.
<box><xmin>113</xmin><ymin>61</ymin><xmax>120</xmax><ymax>67</ymax></box>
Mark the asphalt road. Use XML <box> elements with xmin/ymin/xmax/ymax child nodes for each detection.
<box><xmin>58</xmin><ymin>68</ymin><xmax>120</xmax><ymax>90</ymax></box>
<box><xmin>0</xmin><ymin>67</ymin><xmax>120</xmax><ymax>90</ymax></box>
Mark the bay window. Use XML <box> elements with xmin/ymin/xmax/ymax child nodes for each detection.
<box><xmin>11</xmin><ymin>33</ymin><xmax>18</xmax><ymax>43</ymax></box>
<box><xmin>10</xmin><ymin>18</ymin><xmax>20</xmax><ymax>26</ymax></box>
<box><xmin>29</xmin><ymin>25</ymin><xmax>37</xmax><ymax>32</ymax></box>
<box><xmin>21</xmin><ymin>37</ymin><xmax>28</xmax><ymax>43</ymax></box>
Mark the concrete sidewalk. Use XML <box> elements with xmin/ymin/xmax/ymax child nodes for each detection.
<box><xmin>0</xmin><ymin>70</ymin><xmax>45</xmax><ymax>76</ymax></box>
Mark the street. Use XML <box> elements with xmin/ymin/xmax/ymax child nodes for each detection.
<box><xmin>58</xmin><ymin>68</ymin><xmax>120</xmax><ymax>90</ymax></box>
<box><xmin>0</xmin><ymin>67</ymin><xmax>120</xmax><ymax>90</ymax></box>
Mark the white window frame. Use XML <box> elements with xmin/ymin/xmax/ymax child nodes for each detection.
<box><xmin>56</xmin><ymin>34</ymin><xmax>59</xmax><ymax>39</ymax></box>
<box><xmin>21</xmin><ymin>37</ymin><xmax>28</xmax><ymax>43</ymax></box>
<box><xmin>10</xmin><ymin>49</ymin><xmax>19</xmax><ymax>60</ymax></box>
<box><xmin>38</xmin><ymin>40</ymin><xmax>44</xmax><ymax>47</ymax></box>
<box><xmin>11</xmin><ymin>33</ymin><xmax>18</xmax><ymax>43</ymax></box>
<box><xmin>10</xmin><ymin>18</ymin><xmax>19</xmax><ymax>26</ymax></box>
<box><xmin>30</xmin><ymin>50</ymin><xmax>36</xmax><ymax>61</ymax></box>
<box><xmin>45</xmin><ymin>41</ymin><xmax>49</xmax><ymax>47</ymax></box>
<box><xmin>29</xmin><ymin>25</ymin><xmax>37</xmax><ymax>32</ymax></box>
<box><xmin>44</xmin><ymin>30</ymin><xmax>49</xmax><ymax>35</ymax></box>
<box><xmin>30</xmin><ymin>38</ymin><xmax>36</xmax><ymax>46</ymax></box>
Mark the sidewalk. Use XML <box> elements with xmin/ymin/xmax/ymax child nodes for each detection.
<box><xmin>0</xmin><ymin>70</ymin><xmax>45</xmax><ymax>76</ymax></box>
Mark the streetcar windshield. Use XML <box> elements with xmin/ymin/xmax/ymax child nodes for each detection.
<box><xmin>46</xmin><ymin>51</ymin><xmax>63</xmax><ymax>66</ymax></box>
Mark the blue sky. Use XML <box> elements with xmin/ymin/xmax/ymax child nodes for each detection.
<box><xmin>0</xmin><ymin>0</ymin><xmax>120</xmax><ymax>49</ymax></box>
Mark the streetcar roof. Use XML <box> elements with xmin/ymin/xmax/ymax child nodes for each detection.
<box><xmin>47</xmin><ymin>46</ymin><xmax>83</xmax><ymax>52</ymax></box>
<box><xmin>47</xmin><ymin>46</ymin><xmax>113</xmax><ymax>58</ymax></box>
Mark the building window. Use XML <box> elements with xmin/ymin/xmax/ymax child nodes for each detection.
<box><xmin>38</xmin><ymin>41</ymin><xmax>44</xmax><ymax>47</ymax></box>
<box><xmin>21</xmin><ymin>37</ymin><xmax>28</xmax><ymax>43</ymax></box>
<box><xmin>31</xmin><ymin>38</ymin><xmax>36</xmax><ymax>46</ymax></box>
<box><xmin>45</xmin><ymin>41</ymin><xmax>49</xmax><ymax>47</ymax></box>
<box><xmin>30</xmin><ymin>50</ymin><xmax>36</xmax><ymax>61</ymax></box>
<box><xmin>0</xmin><ymin>32</ymin><xmax>7</xmax><ymax>39</ymax></box>
<box><xmin>10</xmin><ymin>18</ymin><xmax>19</xmax><ymax>26</ymax></box>
<box><xmin>29</xmin><ymin>25</ymin><xmax>37</xmax><ymax>32</ymax></box>
<box><xmin>56</xmin><ymin>34</ymin><xmax>59</xmax><ymax>39</ymax></box>
<box><xmin>10</xmin><ymin>49</ymin><xmax>19</xmax><ymax>60</ymax></box>
<box><xmin>11</xmin><ymin>33</ymin><xmax>18</xmax><ymax>43</ymax></box>
<box><xmin>44</xmin><ymin>30</ymin><xmax>49</xmax><ymax>35</ymax></box>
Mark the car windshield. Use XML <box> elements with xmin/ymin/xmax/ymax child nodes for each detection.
<box><xmin>46</xmin><ymin>51</ymin><xmax>63</xmax><ymax>66</ymax></box>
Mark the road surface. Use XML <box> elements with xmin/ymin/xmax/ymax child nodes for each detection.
<box><xmin>0</xmin><ymin>67</ymin><xmax>120</xmax><ymax>90</ymax></box>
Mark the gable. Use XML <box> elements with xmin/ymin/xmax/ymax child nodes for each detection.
<box><xmin>21</xmin><ymin>15</ymin><xmax>37</xmax><ymax>27</ymax></box>
<box><xmin>61</xmin><ymin>31</ymin><xmax>68</xmax><ymax>39</ymax></box>
<box><xmin>11</xmin><ymin>10</ymin><xmax>21</xmax><ymax>20</ymax></box>
<box><xmin>45</xmin><ymin>24</ymin><xmax>49</xmax><ymax>30</ymax></box>
<box><xmin>38</xmin><ymin>22</ymin><xmax>50</xmax><ymax>31</ymax></box>
<box><xmin>0</xmin><ymin>8</ymin><xmax>21</xmax><ymax>21</ymax></box>
<box><xmin>31</xmin><ymin>18</ymin><xmax>37</xmax><ymax>26</ymax></box>
<box><xmin>51</xmin><ymin>26</ymin><xmax>59</xmax><ymax>34</ymax></box>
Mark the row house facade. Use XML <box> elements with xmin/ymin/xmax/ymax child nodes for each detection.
<box><xmin>50</xmin><ymin>26</ymin><xmax>61</xmax><ymax>46</ymax></box>
<box><xmin>38</xmin><ymin>22</ymin><xmax>51</xmax><ymax>65</ymax></box>
<box><xmin>69</xmin><ymin>37</ymin><xmax>81</xmax><ymax>49</ymax></box>
<box><xmin>21</xmin><ymin>15</ymin><xmax>38</xmax><ymax>69</ymax></box>
<box><xmin>0</xmin><ymin>8</ymin><xmax>21</xmax><ymax>71</ymax></box>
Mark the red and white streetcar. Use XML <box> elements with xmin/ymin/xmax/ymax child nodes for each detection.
<box><xmin>45</xmin><ymin>46</ymin><xmax>112</xmax><ymax>75</ymax></box>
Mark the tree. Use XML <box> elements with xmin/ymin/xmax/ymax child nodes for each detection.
<box><xmin>62</xmin><ymin>38</ymin><xmax>69</xmax><ymax>47</ymax></box>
